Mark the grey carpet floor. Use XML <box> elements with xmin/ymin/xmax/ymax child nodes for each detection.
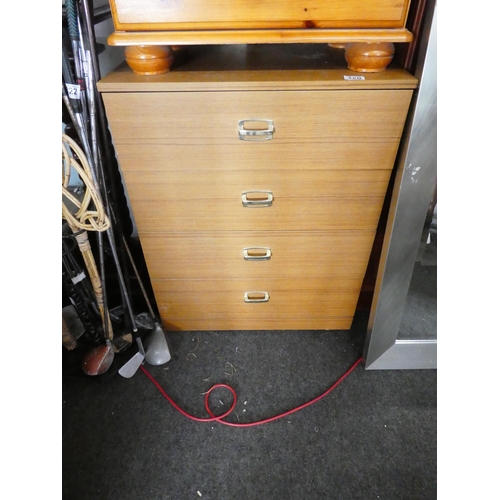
<box><xmin>62</xmin><ymin>311</ymin><xmax>436</xmax><ymax>500</ymax></box>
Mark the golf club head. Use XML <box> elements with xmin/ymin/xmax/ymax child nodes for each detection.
<box><xmin>134</xmin><ymin>312</ymin><xmax>155</xmax><ymax>330</ymax></box>
<box><xmin>145</xmin><ymin>323</ymin><xmax>172</xmax><ymax>366</ymax></box>
<box><xmin>81</xmin><ymin>343</ymin><xmax>115</xmax><ymax>376</ymax></box>
<box><xmin>118</xmin><ymin>351</ymin><xmax>145</xmax><ymax>378</ymax></box>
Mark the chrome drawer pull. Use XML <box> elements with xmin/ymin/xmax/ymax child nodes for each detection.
<box><xmin>241</xmin><ymin>190</ymin><xmax>273</xmax><ymax>207</ymax></box>
<box><xmin>238</xmin><ymin>119</ymin><xmax>274</xmax><ymax>141</ymax></box>
<box><xmin>244</xmin><ymin>291</ymin><xmax>270</xmax><ymax>303</ymax></box>
<box><xmin>243</xmin><ymin>247</ymin><xmax>272</xmax><ymax>261</ymax></box>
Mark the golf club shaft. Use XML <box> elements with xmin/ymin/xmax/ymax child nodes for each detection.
<box><xmin>64</xmin><ymin>0</ymin><xmax>140</xmax><ymax>341</ymax></box>
<box><xmin>78</xmin><ymin>0</ymin><xmax>139</xmax><ymax>334</ymax></box>
<box><xmin>120</xmin><ymin>229</ymin><xmax>156</xmax><ymax>320</ymax></box>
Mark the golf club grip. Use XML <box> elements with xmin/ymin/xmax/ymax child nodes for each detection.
<box><xmin>65</xmin><ymin>0</ymin><xmax>79</xmax><ymax>40</ymax></box>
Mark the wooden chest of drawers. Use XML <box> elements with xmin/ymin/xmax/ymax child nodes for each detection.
<box><xmin>98</xmin><ymin>45</ymin><xmax>418</xmax><ymax>331</ymax></box>
<box><xmin>107</xmin><ymin>0</ymin><xmax>414</xmax><ymax>75</ymax></box>
<box><xmin>109</xmin><ymin>0</ymin><xmax>412</xmax><ymax>30</ymax></box>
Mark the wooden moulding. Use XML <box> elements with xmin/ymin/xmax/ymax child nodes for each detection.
<box><xmin>110</xmin><ymin>29</ymin><xmax>413</xmax><ymax>75</ymax></box>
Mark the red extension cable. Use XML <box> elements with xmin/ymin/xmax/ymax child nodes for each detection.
<box><xmin>140</xmin><ymin>357</ymin><xmax>363</xmax><ymax>427</ymax></box>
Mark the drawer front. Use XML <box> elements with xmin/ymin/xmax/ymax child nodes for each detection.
<box><xmin>102</xmin><ymin>90</ymin><xmax>413</xmax><ymax>143</ymax></box>
<box><xmin>152</xmin><ymin>281</ymin><xmax>360</xmax><ymax>322</ymax></box>
<box><xmin>139</xmin><ymin>231</ymin><xmax>376</xmax><ymax>281</ymax></box>
<box><xmin>111</xmin><ymin>0</ymin><xmax>411</xmax><ymax>30</ymax></box>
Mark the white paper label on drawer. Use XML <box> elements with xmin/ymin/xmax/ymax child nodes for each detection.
<box><xmin>344</xmin><ymin>75</ymin><xmax>366</xmax><ymax>80</ymax></box>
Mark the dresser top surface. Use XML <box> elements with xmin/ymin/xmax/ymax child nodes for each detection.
<box><xmin>98</xmin><ymin>44</ymin><xmax>418</xmax><ymax>92</ymax></box>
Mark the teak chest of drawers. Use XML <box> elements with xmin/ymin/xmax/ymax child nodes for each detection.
<box><xmin>98</xmin><ymin>45</ymin><xmax>418</xmax><ymax>331</ymax></box>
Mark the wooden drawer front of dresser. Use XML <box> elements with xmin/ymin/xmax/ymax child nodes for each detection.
<box><xmin>111</xmin><ymin>0</ymin><xmax>411</xmax><ymax>30</ymax></box>
<box><xmin>151</xmin><ymin>279</ymin><xmax>360</xmax><ymax>328</ymax></box>
<box><xmin>103</xmin><ymin>90</ymin><xmax>413</xmax><ymax>144</ymax></box>
<box><xmin>139</xmin><ymin>231</ymin><xmax>376</xmax><ymax>282</ymax></box>
<box><xmin>118</xmin><ymin>150</ymin><xmax>394</xmax><ymax>232</ymax></box>
<box><xmin>122</xmin><ymin>164</ymin><xmax>388</xmax><ymax>232</ymax></box>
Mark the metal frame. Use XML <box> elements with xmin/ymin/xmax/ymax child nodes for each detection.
<box><xmin>363</xmin><ymin>1</ymin><xmax>437</xmax><ymax>370</ymax></box>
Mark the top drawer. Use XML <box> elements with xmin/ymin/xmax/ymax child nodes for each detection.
<box><xmin>102</xmin><ymin>90</ymin><xmax>413</xmax><ymax>144</ymax></box>
<box><xmin>110</xmin><ymin>0</ymin><xmax>412</xmax><ymax>30</ymax></box>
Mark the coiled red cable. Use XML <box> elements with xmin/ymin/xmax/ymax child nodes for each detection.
<box><xmin>139</xmin><ymin>357</ymin><xmax>363</xmax><ymax>427</ymax></box>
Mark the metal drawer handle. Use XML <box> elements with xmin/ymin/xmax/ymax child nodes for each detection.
<box><xmin>241</xmin><ymin>190</ymin><xmax>273</xmax><ymax>207</ymax></box>
<box><xmin>243</xmin><ymin>247</ymin><xmax>272</xmax><ymax>261</ymax></box>
<box><xmin>244</xmin><ymin>291</ymin><xmax>270</xmax><ymax>303</ymax></box>
<box><xmin>238</xmin><ymin>119</ymin><xmax>274</xmax><ymax>141</ymax></box>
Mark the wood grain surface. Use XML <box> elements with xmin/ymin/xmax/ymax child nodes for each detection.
<box><xmin>110</xmin><ymin>0</ymin><xmax>411</xmax><ymax>29</ymax></box>
<box><xmin>139</xmin><ymin>230</ymin><xmax>376</xmax><ymax>281</ymax></box>
<box><xmin>102</xmin><ymin>90</ymin><xmax>413</xmax><ymax>142</ymax></box>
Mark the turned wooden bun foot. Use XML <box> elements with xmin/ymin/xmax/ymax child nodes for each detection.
<box><xmin>328</xmin><ymin>43</ymin><xmax>346</xmax><ymax>49</ymax></box>
<box><xmin>344</xmin><ymin>42</ymin><xmax>395</xmax><ymax>73</ymax></box>
<box><xmin>124</xmin><ymin>45</ymin><xmax>174</xmax><ymax>75</ymax></box>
